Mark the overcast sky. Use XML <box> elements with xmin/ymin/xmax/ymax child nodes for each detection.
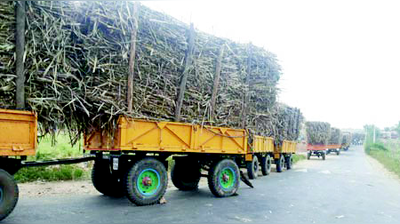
<box><xmin>143</xmin><ymin>0</ymin><xmax>400</xmax><ymax>130</ymax></box>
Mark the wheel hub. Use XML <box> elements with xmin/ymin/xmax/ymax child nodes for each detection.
<box><xmin>142</xmin><ymin>176</ymin><xmax>153</xmax><ymax>186</ymax></box>
<box><xmin>222</xmin><ymin>173</ymin><xmax>230</xmax><ymax>182</ymax></box>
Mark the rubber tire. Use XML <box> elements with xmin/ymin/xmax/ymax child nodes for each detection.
<box><xmin>246</xmin><ymin>155</ymin><xmax>259</xmax><ymax>179</ymax></box>
<box><xmin>124</xmin><ymin>158</ymin><xmax>168</xmax><ymax>206</ymax></box>
<box><xmin>286</xmin><ymin>155</ymin><xmax>293</xmax><ymax>170</ymax></box>
<box><xmin>276</xmin><ymin>156</ymin><xmax>285</xmax><ymax>173</ymax></box>
<box><xmin>322</xmin><ymin>152</ymin><xmax>326</xmax><ymax>160</ymax></box>
<box><xmin>307</xmin><ymin>151</ymin><xmax>311</xmax><ymax>160</ymax></box>
<box><xmin>260</xmin><ymin>155</ymin><xmax>272</xmax><ymax>176</ymax></box>
<box><xmin>171</xmin><ymin>159</ymin><xmax>201</xmax><ymax>191</ymax></box>
<box><xmin>0</xmin><ymin>169</ymin><xmax>18</xmax><ymax>221</ymax></box>
<box><xmin>208</xmin><ymin>159</ymin><xmax>240</xmax><ymax>197</ymax></box>
<box><xmin>91</xmin><ymin>160</ymin><xmax>125</xmax><ymax>197</ymax></box>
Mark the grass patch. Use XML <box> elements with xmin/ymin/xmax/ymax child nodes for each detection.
<box><xmin>293</xmin><ymin>154</ymin><xmax>306</xmax><ymax>164</ymax></box>
<box><xmin>365</xmin><ymin>139</ymin><xmax>400</xmax><ymax>178</ymax></box>
<box><xmin>367</xmin><ymin>150</ymin><xmax>400</xmax><ymax>178</ymax></box>
<box><xmin>15</xmin><ymin>133</ymin><xmax>90</xmax><ymax>183</ymax></box>
<box><xmin>15</xmin><ymin>165</ymin><xmax>89</xmax><ymax>183</ymax></box>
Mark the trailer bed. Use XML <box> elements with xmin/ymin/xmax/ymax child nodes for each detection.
<box><xmin>0</xmin><ymin>109</ymin><xmax>37</xmax><ymax>156</ymax></box>
<box><xmin>84</xmin><ymin>117</ymin><xmax>248</xmax><ymax>155</ymax></box>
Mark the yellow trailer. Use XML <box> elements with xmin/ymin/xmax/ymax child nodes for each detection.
<box><xmin>0</xmin><ymin>109</ymin><xmax>37</xmax><ymax>221</ymax></box>
<box><xmin>273</xmin><ymin>140</ymin><xmax>297</xmax><ymax>172</ymax></box>
<box><xmin>84</xmin><ymin>117</ymin><xmax>250</xmax><ymax>205</ymax></box>
<box><xmin>245</xmin><ymin>135</ymin><xmax>275</xmax><ymax>179</ymax></box>
<box><xmin>0</xmin><ymin>109</ymin><xmax>37</xmax><ymax>157</ymax></box>
<box><xmin>85</xmin><ymin>117</ymin><xmax>248</xmax><ymax>155</ymax></box>
<box><xmin>0</xmin><ymin>109</ymin><xmax>94</xmax><ymax>221</ymax></box>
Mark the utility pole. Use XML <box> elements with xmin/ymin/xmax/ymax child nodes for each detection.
<box><xmin>373</xmin><ymin>126</ymin><xmax>376</xmax><ymax>143</ymax></box>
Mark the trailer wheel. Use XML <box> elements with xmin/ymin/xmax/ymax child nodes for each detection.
<box><xmin>260</xmin><ymin>155</ymin><xmax>272</xmax><ymax>176</ymax></box>
<box><xmin>286</xmin><ymin>155</ymin><xmax>293</xmax><ymax>170</ymax></box>
<box><xmin>276</xmin><ymin>155</ymin><xmax>285</xmax><ymax>173</ymax></box>
<box><xmin>124</xmin><ymin>158</ymin><xmax>168</xmax><ymax>206</ymax></box>
<box><xmin>246</xmin><ymin>155</ymin><xmax>259</xmax><ymax>179</ymax></box>
<box><xmin>307</xmin><ymin>151</ymin><xmax>311</xmax><ymax>160</ymax></box>
<box><xmin>91</xmin><ymin>160</ymin><xmax>125</xmax><ymax>197</ymax></box>
<box><xmin>0</xmin><ymin>169</ymin><xmax>18</xmax><ymax>221</ymax></box>
<box><xmin>208</xmin><ymin>159</ymin><xmax>240</xmax><ymax>197</ymax></box>
<box><xmin>171</xmin><ymin>159</ymin><xmax>201</xmax><ymax>191</ymax></box>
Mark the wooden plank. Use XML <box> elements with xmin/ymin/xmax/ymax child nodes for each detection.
<box><xmin>15</xmin><ymin>1</ymin><xmax>25</xmax><ymax>109</ymax></box>
<box><xmin>175</xmin><ymin>23</ymin><xmax>195</xmax><ymax>121</ymax></box>
<box><xmin>210</xmin><ymin>45</ymin><xmax>225</xmax><ymax>120</ymax></box>
<box><xmin>127</xmin><ymin>2</ymin><xmax>139</xmax><ymax>113</ymax></box>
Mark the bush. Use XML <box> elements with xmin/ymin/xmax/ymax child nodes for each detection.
<box><xmin>365</xmin><ymin>142</ymin><xmax>387</xmax><ymax>154</ymax></box>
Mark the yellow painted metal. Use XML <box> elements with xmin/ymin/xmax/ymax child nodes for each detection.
<box><xmin>245</xmin><ymin>154</ymin><xmax>253</xmax><ymax>162</ymax></box>
<box><xmin>85</xmin><ymin>117</ymin><xmax>248</xmax><ymax>155</ymax></box>
<box><xmin>275</xmin><ymin>140</ymin><xmax>297</xmax><ymax>154</ymax></box>
<box><xmin>251</xmin><ymin>135</ymin><xmax>274</xmax><ymax>153</ymax></box>
<box><xmin>0</xmin><ymin>109</ymin><xmax>37</xmax><ymax>156</ymax></box>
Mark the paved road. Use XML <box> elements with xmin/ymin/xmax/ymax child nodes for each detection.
<box><xmin>4</xmin><ymin>146</ymin><xmax>400</xmax><ymax>223</ymax></box>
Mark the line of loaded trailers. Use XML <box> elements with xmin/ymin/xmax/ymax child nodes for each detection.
<box><xmin>0</xmin><ymin>109</ymin><xmax>351</xmax><ymax>221</ymax></box>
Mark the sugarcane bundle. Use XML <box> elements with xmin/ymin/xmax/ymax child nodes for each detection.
<box><xmin>0</xmin><ymin>1</ymin><xmax>282</xmax><ymax>143</ymax></box>
<box><xmin>342</xmin><ymin>132</ymin><xmax>352</xmax><ymax>145</ymax></box>
<box><xmin>328</xmin><ymin>127</ymin><xmax>342</xmax><ymax>145</ymax></box>
<box><xmin>250</xmin><ymin>103</ymin><xmax>303</xmax><ymax>145</ymax></box>
<box><xmin>306</xmin><ymin>121</ymin><xmax>331</xmax><ymax>145</ymax></box>
<box><xmin>0</xmin><ymin>1</ymin><xmax>16</xmax><ymax>106</ymax></box>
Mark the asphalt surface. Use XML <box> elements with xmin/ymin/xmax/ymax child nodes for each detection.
<box><xmin>4</xmin><ymin>146</ymin><xmax>400</xmax><ymax>223</ymax></box>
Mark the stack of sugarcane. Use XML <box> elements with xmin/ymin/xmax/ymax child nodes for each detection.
<box><xmin>249</xmin><ymin>103</ymin><xmax>303</xmax><ymax>145</ymax></box>
<box><xmin>342</xmin><ymin>132</ymin><xmax>352</xmax><ymax>145</ymax></box>
<box><xmin>306</xmin><ymin>121</ymin><xmax>331</xmax><ymax>145</ymax></box>
<box><xmin>0</xmin><ymin>1</ymin><xmax>15</xmax><ymax>106</ymax></box>
<box><xmin>328</xmin><ymin>127</ymin><xmax>342</xmax><ymax>145</ymax></box>
<box><xmin>0</xmin><ymin>1</ymin><xmax>285</xmax><ymax>143</ymax></box>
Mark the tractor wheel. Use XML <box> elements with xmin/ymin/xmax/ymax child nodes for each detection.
<box><xmin>0</xmin><ymin>169</ymin><xmax>18</xmax><ymax>221</ymax></box>
<box><xmin>91</xmin><ymin>160</ymin><xmax>125</xmax><ymax>197</ymax></box>
<box><xmin>246</xmin><ymin>155</ymin><xmax>259</xmax><ymax>179</ymax></box>
<box><xmin>124</xmin><ymin>158</ymin><xmax>168</xmax><ymax>206</ymax></box>
<box><xmin>171</xmin><ymin>159</ymin><xmax>201</xmax><ymax>191</ymax></box>
<box><xmin>307</xmin><ymin>151</ymin><xmax>311</xmax><ymax>160</ymax></box>
<box><xmin>276</xmin><ymin>155</ymin><xmax>285</xmax><ymax>173</ymax></box>
<box><xmin>208</xmin><ymin>159</ymin><xmax>240</xmax><ymax>197</ymax></box>
<box><xmin>260</xmin><ymin>155</ymin><xmax>272</xmax><ymax>176</ymax></box>
<box><xmin>286</xmin><ymin>155</ymin><xmax>293</xmax><ymax>170</ymax></box>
